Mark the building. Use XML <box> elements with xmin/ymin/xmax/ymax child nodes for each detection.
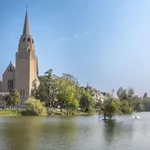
<box><xmin>0</xmin><ymin>10</ymin><xmax>39</xmax><ymax>104</ymax></box>
<box><xmin>0</xmin><ymin>81</ymin><xmax>2</xmax><ymax>92</ymax></box>
<box><xmin>91</xmin><ymin>88</ymin><xmax>105</xmax><ymax>103</ymax></box>
<box><xmin>84</xmin><ymin>83</ymin><xmax>106</xmax><ymax>103</ymax></box>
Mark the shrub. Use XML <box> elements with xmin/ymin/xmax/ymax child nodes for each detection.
<box><xmin>22</xmin><ymin>97</ymin><xmax>47</xmax><ymax>116</ymax></box>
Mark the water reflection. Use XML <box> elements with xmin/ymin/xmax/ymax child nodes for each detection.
<box><xmin>1</xmin><ymin>117</ymin><xmax>43</xmax><ymax>150</ymax></box>
<box><xmin>0</xmin><ymin>114</ymin><xmax>149</xmax><ymax>150</ymax></box>
<box><xmin>103</xmin><ymin>119</ymin><xmax>134</xmax><ymax>149</ymax></box>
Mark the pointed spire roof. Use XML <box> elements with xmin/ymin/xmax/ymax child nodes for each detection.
<box><xmin>23</xmin><ymin>8</ymin><xmax>30</xmax><ymax>35</ymax></box>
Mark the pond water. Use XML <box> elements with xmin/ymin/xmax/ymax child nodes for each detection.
<box><xmin>0</xmin><ymin>112</ymin><xmax>150</xmax><ymax>150</ymax></box>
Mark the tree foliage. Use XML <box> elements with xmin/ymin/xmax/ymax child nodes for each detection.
<box><xmin>80</xmin><ymin>89</ymin><xmax>95</xmax><ymax>113</ymax></box>
<box><xmin>33</xmin><ymin>69</ymin><xmax>150</xmax><ymax>117</ymax></box>
<box><xmin>102</xmin><ymin>95</ymin><xmax>121</xmax><ymax>120</ymax></box>
<box><xmin>34</xmin><ymin>69</ymin><xmax>96</xmax><ymax>115</ymax></box>
<box><xmin>22</xmin><ymin>97</ymin><xmax>47</xmax><ymax>116</ymax></box>
<box><xmin>143</xmin><ymin>92</ymin><xmax>147</xmax><ymax>98</ymax></box>
<box><xmin>5</xmin><ymin>90</ymin><xmax>20</xmax><ymax>106</ymax></box>
<box><xmin>34</xmin><ymin>69</ymin><xmax>58</xmax><ymax>107</ymax></box>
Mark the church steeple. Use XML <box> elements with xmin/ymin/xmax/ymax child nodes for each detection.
<box><xmin>23</xmin><ymin>8</ymin><xmax>30</xmax><ymax>36</ymax></box>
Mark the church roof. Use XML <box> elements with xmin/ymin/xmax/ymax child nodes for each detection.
<box><xmin>3</xmin><ymin>61</ymin><xmax>15</xmax><ymax>74</ymax></box>
<box><xmin>23</xmin><ymin>10</ymin><xmax>30</xmax><ymax>35</ymax></box>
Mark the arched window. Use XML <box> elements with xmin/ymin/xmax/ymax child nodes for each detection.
<box><xmin>28</xmin><ymin>49</ymin><xmax>30</xmax><ymax>53</ymax></box>
<box><xmin>23</xmin><ymin>37</ymin><xmax>25</xmax><ymax>42</ymax></box>
<box><xmin>27</xmin><ymin>37</ymin><xmax>31</xmax><ymax>42</ymax></box>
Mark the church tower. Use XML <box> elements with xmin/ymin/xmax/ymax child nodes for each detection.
<box><xmin>15</xmin><ymin>9</ymin><xmax>39</xmax><ymax>104</ymax></box>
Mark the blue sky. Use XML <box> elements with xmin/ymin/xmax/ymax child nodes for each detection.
<box><xmin>1</xmin><ymin>0</ymin><xmax>150</xmax><ymax>96</ymax></box>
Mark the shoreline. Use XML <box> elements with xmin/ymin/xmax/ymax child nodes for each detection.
<box><xmin>0</xmin><ymin>110</ymin><xmax>97</xmax><ymax>117</ymax></box>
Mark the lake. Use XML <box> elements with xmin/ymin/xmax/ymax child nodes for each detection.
<box><xmin>0</xmin><ymin>112</ymin><xmax>150</xmax><ymax>150</ymax></box>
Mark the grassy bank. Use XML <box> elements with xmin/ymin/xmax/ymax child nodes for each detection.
<box><xmin>47</xmin><ymin>109</ymin><xmax>96</xmax><ymax>116</ymax></box>
<box><xmin>0</xmin><ymin>109</ymin><xmax>97</xmax><ymax>116</ymax></box>
<box><xmin>0</xmin><ymin>110</ymin><xmax>22</xmax><ymax>116</ymax></box>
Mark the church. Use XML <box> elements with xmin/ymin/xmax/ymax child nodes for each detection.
<box><xmin>0</xmin><ymin>10</ymin><xmax>39</xmax><ymax>104</ymax></box>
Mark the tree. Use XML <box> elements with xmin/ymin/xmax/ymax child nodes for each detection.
<box><xmin>5</xmin><ymin>95</ymin><xmax>12</xmax><ymax>106</ymax></box>
<box><xmin>127</xmin><ymin>88</ymin><xmax>134</xmax><ymax>99</ymax></box>
<box><xmin>56</xmin><ymin>76</ymin><xmax>79</xmax><ymax>114</ymax></box>
<box><xmin>5</xmin><ymin>90</ymin><xmax>20</xmax><ymax>106</ymax></box>
<box><xmin>121</xmin><ymin>100</ymin><xmax>133</xmax><ymax>114</ymax></box>
<box><xmin>62</xmin><ymin>73</ymin><xmax>78</xmax><ymax>84</ymax></box>
<box><xmin>70</xmin><ymin>99</ymin><xmax>79</xmax><ymax>111</ymax></box>
<box><xmin>79</xmin><ymin>89</ymin><xmax>95</xmax><ymax>114</ymax></box>
<box><xmin>35</xmin><ymin>69</ymin><xmax>58</xmax><ymax>107</ymax></box>
<box><xmin>117</xmin><ymin>87</ymin><xmax>128</xmax><ymax>100</ymax></box>
<box><xmin>102</xmin><ymin>97</ymin><xmax>121</xmax><ymax>120</ymax></box>
<box><xmin>133</xmin><ymin>98</ymin><xmax>145</xmax><ymax>112</ymax></box>
<box><xmin>10</xmin><ymin>90</ymin><xmax>20</xmax><ymax>106</ymax></box>
<box><xmin>142</xmin><ymin>98</ymin><xmax>150</xmax><ymax>111</ymax></box>
<box><xmin>143</xmin><ymin>92</ymin><xmax>148</xmax><ymax>98</ymax></box>
<box><xmin>22</xmin><ymin>97</ymin><xmax>47</xmax><ymax>116</ymax></box>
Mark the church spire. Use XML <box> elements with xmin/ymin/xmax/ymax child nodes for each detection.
<box><xmin>23</xmin><ymin>6</ymin><xmax>30</xmax><ymax>35</ymax></box>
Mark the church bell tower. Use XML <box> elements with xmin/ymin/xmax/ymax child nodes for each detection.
<box><xmin>15</xmin><ymin>9</ymin><xmax>39</xmax><ymax>104</ymax></box>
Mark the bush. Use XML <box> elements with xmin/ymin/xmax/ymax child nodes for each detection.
<box><xmin>22</xmin><ymin>97</ymin><xmax>47</xmax><ymax>116</ymax></box>
<box><xmin>47</xmin><ymin>109</ymin><xmax>67</xmax><ymax>115</ymax></box>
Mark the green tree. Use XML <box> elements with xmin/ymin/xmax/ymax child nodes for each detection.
<box><xmin>56</xmin><ymin>77</ymin><xmax>79</xmax><ymax>114</ymax></box>
<box><xmin>22</xmin><ymin>97</ymin><xmax>47</xmax><ymax>116</ymax></box>
<box><xmin>10</xmin><ymin>90</ymin><xmax>20</xmax><ymax>106</ymax></box>
<box><xmin>102</xmin><ymin>97</ymin><xmax>121</xmax><ymax>120</ymax></box>
<box><xmin>127</xmin><ymin>88</ymin><xmax>134</xmax><ymax>99</ymax></box>
<box><xmin>79</xmin><ymin>89</ymin><xmax>95</xmax><ymax>114</ymax></box>
<box><xmin>133</xmin><ymin>98</ymin><xmax>145</xmax><ymax>112</ymax></box>
<box><xmin>5</xmin><ymin>95</ymin><xmax>12</xmax><ymax>106</ymax></box>
<box><xmin>143</xmin><ymin>98</ymin><xmax>150</xmax><ymax>111</ymax></box>
<box><xmin>69</xmin><ymin>99</ymin><xmax>79</xmax><ymax>112</ymax></box>
<box><xmin>143</xmin><ymin>92</ymin><xmax>148</xmax><ymax>98</ymax></box>
<box><xmin>5</xmin><ymin>90</ymin><xmax>20</xmax><ymax>106</ymax></box>
<box><xmin>117</xmin><ymin>87</ymin><xmax>128</xmax><ymax>100</ymax></box>
<box><xmin>35</xmin><ymin>69</ymin><xmax>58</xmax><ymax>107</ymax></box>
<box><xmin>121</xmin><ymin>100</ymin><xmax>133</xmax><ymax>114</ymax></box>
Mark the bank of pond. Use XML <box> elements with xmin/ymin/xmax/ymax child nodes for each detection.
<box><xmin>0</xmin><ymin>109</ymin><xmax>95</xmax><ymax>116</ymax></box>
<box><xmin>0</xmin><ymin>108</ymin><xmax>147</xmax><ymax>118</ymax></box>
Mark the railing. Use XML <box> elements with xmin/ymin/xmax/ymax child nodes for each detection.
<box><xmin>0</xmin><ymin>92</ymin><xmax>10</xmax><ymax>96</ymax></box>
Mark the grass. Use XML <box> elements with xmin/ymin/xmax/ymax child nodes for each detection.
<box><xmin>0</xmin><ymin>109</ymin><xmax>22</xmax><ymax>116</ymax></box>
<box><xmin>47</xmin><ymin>109</ymin><xmax>96</xmax><ymax>116</ymax></box>
<box><xmin>0</xmin><ymin>109</ymin><xmax>97</xmax><ymax>116</ymax></box>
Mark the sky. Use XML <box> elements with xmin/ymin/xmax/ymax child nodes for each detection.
<box><xmin>1</xmin><ymin>0</ymin><xmax>150</xmax><ymax>96</ymax></box>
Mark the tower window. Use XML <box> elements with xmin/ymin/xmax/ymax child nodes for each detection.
<box><xmin>28</xmin><ymin>49</ymin><xmax>30</xmax><ymax>53</ymax></box>
<box><xmin>27</xmin><ymin>38</ymin><xmax>31</xmax><ymax>42</ymax></box>
<box><xmin>23</xmin><ymin>37</ymin><xmax>25</xmax><ymax>42</ymax></box>
<box><xmin>7</xmin><ymin>79</ymin><xmax>13</xmax><ymax>91</ymax></box>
